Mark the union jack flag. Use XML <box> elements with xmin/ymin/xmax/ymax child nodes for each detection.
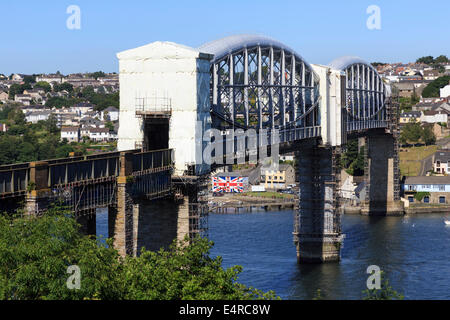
<box><xmin>212</xmin><ymin>176</ymin><xmax>244</xmax><ymax>193</ymax></box>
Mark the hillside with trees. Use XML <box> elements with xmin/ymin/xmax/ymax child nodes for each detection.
<box><xmin>422</xmin><ymin>76</ymin><xmax>450</xmax><ymax>98</ymax></box>
<box><xmin>0</xmin><ymin>205</ymin><xmax>277</xmax><ymax>300</ymax></box>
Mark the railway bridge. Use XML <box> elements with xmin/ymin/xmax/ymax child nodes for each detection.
<box><xmin>0</xmin><ymin>34</ymin><xmax>403</xmax><ymax>263</ymax></box>
<box><xmin>116</xmin><ymin>34</ymin><xmax>403</xmax><ymax>263</ymax></box>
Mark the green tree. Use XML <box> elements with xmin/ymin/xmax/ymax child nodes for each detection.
<box><xmin>422</xmin><ymin>126</ymin><xmax>436</xmax><ymax>145</ymax></box>
<box><xmin>434</xmin><ymin>55</ymin><xmax>449</xmax><ymax>64</ymax></box>
<box><xmin>341</xmin><ymin>139</ymin><xmax>365</xmax><ymax>176</ymax></box>
<box><xmin>17</xmin><ymin>142</ymin><xmax>37</xmax><ymax>162</ymax></box>
<box><xmin>34</xmin><ymin>81</ymin><xmax>52</xmax><ymax>93</ymax></box>
<box><xmin>0</xmin><ymin>207</ymin><xmax>278</xmax><ymax>300</ymax></box>
<box><xmin>416</xmin><ymin>56</ymin><xmax>434</xmax><ymax>65</ymax></box>
<box><xmin>23</xmin><ymin>75</ymin><xmax>35</xmax><ymax>85</ymax></box>
<box><xmin>0</xmin><ymin>105</ymin><xmax>14</xmax><ymax>121</ymax></box>
<box><xmin>401</xmin><ymin>122</ymin><xmax>422</xmax><ymax>145</ymax></box>
<box><xmin>363</xmin><ymin>272</ymin><xmax>404</xmax><ymax>300</ymax></box>
<box><xmin>46</xmin><ymin>97</ymin><xmax>81</xmax><ymax>108</ymax></box>
<box><xmin>55</xmin><ymin>144</ymin><xmax>74</xmax><ymax>158</ymax></box>
<box><xmin>8</xmin><ymin>84</ymin><xmax>31</xmax><ymax>100</ymax></box>
<box><xmin>0</xmin><ymin>135</ymin><xmax>19</xmax><ymax>164</ymax></box>
<box><xmin>54</xmin><ymin>82</ymin><xmax>74</xmax><ymax>93</ymax></box>
<box><xmin>89</xmin><ymin>71</ymin><xmax>106</xmax><ymax>79</ymax></box>
<box><xmin>7</xmin><ymin>108</ymin><xmax>26</xmax><ymax>126</ymax></box>
<box><xmin>422</xmin><ymin>76</ymin><xmax>450</xmax><ymax>98</ymax></box>
<box><xmin>105</xmin><ymin>121</ymin><xmax>114</xmax><ymax>131</ymax></box>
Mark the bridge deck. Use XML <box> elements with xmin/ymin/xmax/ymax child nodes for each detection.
<box><xmin>0</xmin><ymin>149</ymin><xmax>174</xmax><ymax>211</ymax></box>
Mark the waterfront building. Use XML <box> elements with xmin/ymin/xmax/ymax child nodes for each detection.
<box><xmin>261</xmin><ymin>164</ymin><xmax>295</xmax><ymax>190</ymax></box>
<box><xmin>402</xmin><ymin>176</ymin><xmax>450</xmax><ymax>204</ymax></box>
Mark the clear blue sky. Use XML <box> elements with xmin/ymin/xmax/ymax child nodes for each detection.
<box><xmin>1</xmin><ymin>0</ymin><xmax>448</xmax><ymax>75</ymax></box>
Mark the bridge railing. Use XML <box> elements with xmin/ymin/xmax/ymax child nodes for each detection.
<box><xmin>0</xmin><ymin>163</ymin><xmax>30</xmax><ymax>196</ymax></box>
<box><xmin>279</xmin><ymin>126</ymin><xmax>321</xmax><ymax>143</ymax></box>
<box><xmin>48</xmin><ymin>153</ymin><xmax>121</xmax><ymax>187</ymax></box>
<box><xmin>346</xmin><ymin>120</ymin><xmax>388</xmax><ymax>132</ymax></box>
<box><xmin>131</xmin><ymin>149</ymin><xmax>173</xmax><ymax>173</ymax></box>
<box><xmin>0</xmin><ymin>149</ymin><xmax>174</xmax><ymax>198</ymax></box>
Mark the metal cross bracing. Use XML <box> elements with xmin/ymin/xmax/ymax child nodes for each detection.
<box><xmin>207</xmin><ymin>40</ymin><xmax>321</xmax><ymax>142</ymax></box>
<box><xmin>50</xmin><ymin>180</ymin><xmax>117</xmax><ymax>215</ymax></box>
<box><xmin>0</xmin><ymin>149</ymin><xmax>175</xmax><ymax>217</ymax></box>
<box><xmin>200</xmin><ymin>36</ymin><xmax>393</xmax><ymax>154</ymax></box>
<box><xmin>343</xmin><ymin>63</ymin><xmax>389</xmax><ymax>132</ymax></box>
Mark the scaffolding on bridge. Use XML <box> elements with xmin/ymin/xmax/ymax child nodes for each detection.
<box><xmin>293</xmin><ymin>146</ymin><xmax>342</xmax><ymax>245</ymax></box>
<box><xmin>135</xmin><ymin>95</ymin><xmax>172</xmax><ymax>119</ymax></box>
<box><xmin>388</xmin><ymin>96</ymin><xmax>401</xmax><ymax>201</ymax></box>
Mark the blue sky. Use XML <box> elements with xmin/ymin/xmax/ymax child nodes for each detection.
<box><xmin>1</xmin><ymin>0</ymin><xmax>448</xmax><ymax>75</ymax></box>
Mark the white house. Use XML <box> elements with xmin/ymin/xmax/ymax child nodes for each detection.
<box><xmin>11</xmin><ymin>74</ymin><xmax>25</xmax><ymax>82</ymax></box>
<box><xmin>15</xmin><ymin>94</ymin><xmax>33</xmax><ymax>106</ymax></box>
<box><xmin>420</xmin><ymin>110</ymin><xmax>448</xmax><ymax>124</ymax></box>
<box><xmin>340</xmin><ymin>176</ymin><xmax>358</xmax><ymax>200</ymax></box>
<box><xmin>440</xmin><ymin>84</ymin><xmax>450</xmax><ymax>98</ymax></box>
<box><xmin>88</xmin><ymin>127</ymin><xmax>110</xmax><ymax>141</ymax></box>
<box><xmin>36</xmin><ymin>74</ymin><xmax>64</xmax><ymax>84</ymax></box>
<box><xmin>22</xmin><ymin>89</ymin><xmax>43</xmax><ymax>104</ymax></box>
<box><xmin>61</xmin><ymin>126</ymin><xmax>80</xmax><ymax>142</ymax></box>
<box><xmin>0</xmin><ymin>90</ymin><xmax>8</xmax><ymax>102</ymax></box>
<box><xmin>101</xmin><ymin>106</ymin><xmax>119</xmax><ymax>121</ymax></box>
<box><xmin>72</xmin><ymin>103</ymin><xmax>95</xmax><ymax>117</ymax></box>
<box><xmin>25</xmin><ymin>111</ymin><xmax>51</xmax><ymax>123</ymax></box>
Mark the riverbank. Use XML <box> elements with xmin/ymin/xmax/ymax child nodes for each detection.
<box><xmin>208</xmin><ymin>211</ymin><xmax>450</xmax><ymax>299</ymax></box>
<box><xmin>342</xmin><ymin>204</ymin><xmax>450</xmax><ymax>215</ymax></box>
<box><xmin>209</xmin><ymin>193</ymin><xmax>296</xmax><ymax>214</ymax></box>
<box><xmin>405</xmin><ymin>204</ymin><xmax>450</xmax><ymax>214</ymax></box>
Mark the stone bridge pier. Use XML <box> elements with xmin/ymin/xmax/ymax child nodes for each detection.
<box><xmin>294</xmin><ymin>143</ymin><xmax>343</xmax><ymax>263</ymax></box>
<box><xmin>107</xmin><ymin>153</ymin><xmax>201</xmax><ymax>257</ymax></box>
<box><xmin>361</xmin><ymin>131</ymin><xmax>403</xmax><ymax>216</ymax></box>
<box><xmin>108</xmin><ymin>189</ymin><xmax>197</xmax><ymax>257</ymax></box>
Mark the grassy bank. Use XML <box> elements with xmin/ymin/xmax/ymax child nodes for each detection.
<box><xmin>238</xmin><ymin>191</ymin><xmax>295</xmax><ymax>199</ymax></box>
<box><xmin>399</xmin><ymin>145</ymin><xmax>438</xmax><ymax>176</ymax></box>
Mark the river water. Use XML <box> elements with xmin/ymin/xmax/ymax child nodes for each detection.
<box><xmin>208</xmin><ymin>210</ymin><xmax>450</xmax><ymax>300</ymax></box>
<box><xmin>96</xmin><ymin>208</ymin><xmax>449</xmax><ymax>299</ymax></box>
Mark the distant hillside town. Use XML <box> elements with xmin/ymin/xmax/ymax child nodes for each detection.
<box><xmin>374</xmin><ymin>55</ymin><xmax>450</xmax><ymax>100</ymax></box>
<box><xmin>0</xmin><ymin>71</ymin><xmax>119</xmax><ymax>143</ymax></box>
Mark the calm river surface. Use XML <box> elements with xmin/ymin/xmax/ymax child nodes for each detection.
<box><xmin>208</xmin><ymin>211</ymin><xmax>450</xmax><ymax>300</ymax></box>
<box><xmin>96</xmin><ymin>209</ymin><xmax>449</xmax><ymax>299</ymax></box>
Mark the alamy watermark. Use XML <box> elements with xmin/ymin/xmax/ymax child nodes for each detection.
<box><xmin>196</xmin><ymin>122</ymin><xmax>281</xmax><ymax>171</ymax></box>
<box><xmin>66</xmin><ymin>5</ymin><xmax>81</xmax><ymax>30</ymax></box>
<box><xmin>366</xmin><ymin>265</ymin><xmax>381</xmax><ymax>290</ymax></box>
<box><xmin>66</xmin><ymin>265</ymin><xmax>81</xmax><ymax>290</ymax></box>
<box><xmin>366</xmin><ymin>5</ymin><xmax>381</xmax><ymax>30</ymax></box>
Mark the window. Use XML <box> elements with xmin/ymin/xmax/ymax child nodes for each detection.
<box><xmin>423</xmin><ymin>196</ymin><xmax>430</xmax><ymax>203</ymax></box>
<box><xmin>408</xmin><ymin>196</ymin><xmax>414</xmax><ymax>203</ymax></box>
<box><xmin>437</xmin><ymin>161</ymin><xmax>441</xmax><ymax>167</ymax></box>
<box><xmin>439</xmin><ymin>196</ymin><xmax>446</xmax><ymax>204</ymax></box>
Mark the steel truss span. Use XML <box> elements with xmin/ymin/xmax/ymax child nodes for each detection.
<box><xmin>199</xmin><ymin>35</ymin><xmax>320</xmax><ymax>132</ymax></box>
<box><xmin>329</xmin><ymin>56</ymin><xmax>389</xmax><ymax>132</ymax></box>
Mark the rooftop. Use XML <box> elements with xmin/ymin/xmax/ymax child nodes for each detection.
<box><xmin>404</xmin><ymin>176</ymin><xmax>450</xmax><ymax>185</ymax></box>
<box><xmin>434</xmin><ymin>150</ymin><xmax>450</xmax><ymax>162</ymax></box>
